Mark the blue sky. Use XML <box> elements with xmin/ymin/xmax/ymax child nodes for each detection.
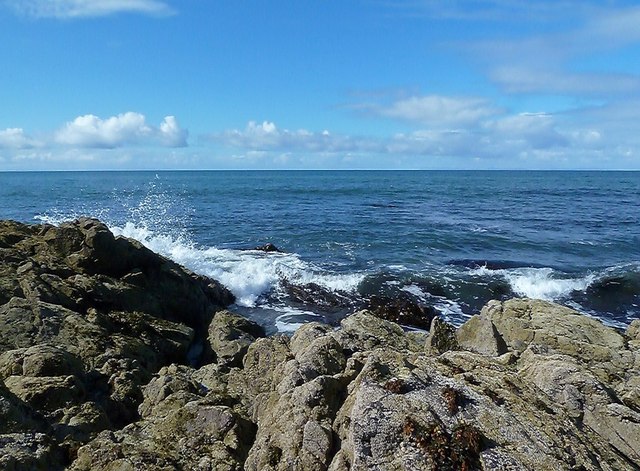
<box><xmin>1</xmin><ymin>0</ymin><xmax>640</xmax><ymax>170</ymax></box>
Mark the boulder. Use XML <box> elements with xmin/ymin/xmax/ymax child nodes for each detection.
<box><xmin>207</xmin><ymin>310</ymin><xmax>265</xmax><ymax>368</ymax></box>
<box><xmin>456</xmin><ymin>312</ymin><xmax>508</xmax><ymax>356</ymax></box>
<box><xmin>365</xmin><ymin>294</ymin><xmax>437</xmax><ymax>330</ymax></box>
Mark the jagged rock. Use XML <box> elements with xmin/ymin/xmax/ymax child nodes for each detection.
<box><xmin>456</xmin><ymin>311</ymin><xmax>508</xmax><ymax>356</ymax></box>
<box><xmin>207</xmin><ymin>310</ymin><xmax>266</xmax><ymax>368</ymax></box>
<box><xmin>0</xmin><ymin>433</ymin><xmax>63</xmax><ymax>471</ymax></box>
<box><xmin>425</xmin><ymin>316</ymin><xmax>459</xmax><ymax>354</ymax></box>
<box><xmin>333</xmin><ymin>310</ymin><xmax>411</xmax><ymax>352</ymax></box>
<box><xmin>71</xmin><ymin>401</ymin><xmax>255</xmax><ymax>471</ymax></box>
<box><xmin>2</xmin><ymin>219</ymin><xmax>640</xmax><ymax>470</ymax></box>
<box><xmin>0</xmin><ymin>218</ymin><xmax>234</xmax><ymax>467</ymax></box>
<box><xmin>628</xmin><ymin>319</ymin><xmax>640</xmax><ymax>342</ymax></box>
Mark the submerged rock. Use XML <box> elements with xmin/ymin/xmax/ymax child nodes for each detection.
<box><xmin>254</xmin><ymin>243</ymin><xmax>282</xmax><ymax>253</ymax></box>
<box><xmin>365</xmin><ymin>294</ymin><xmax>437</xmax><ymax>330</ymax></box>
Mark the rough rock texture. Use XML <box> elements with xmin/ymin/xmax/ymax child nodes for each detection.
<box><xmin>0</xmin><ymin>219</ymin><xmax>234</xmax><ymax>469</ymax></box>
<box><xmin>2</xmin><ymin>219</ymin><xmax>639</xmax><ymax>470</ymax></box>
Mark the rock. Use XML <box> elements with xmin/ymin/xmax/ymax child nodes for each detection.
<box><xmin>207</xmin><ymin>310</ymin><xmax>265</xmax><ymax>368</ymax></box>
<box><xmin>628</xmin><ymin>319</ymin><xmax>640</xmax><ymax>342</ymax></box>
<box><xmin>279</xmin><ymin>279</ymin><xmax>356</xmax><ymax>312</ymax></box>
<box><xmin>456</xmin><ymin>312</ymin><xmax>508</xmax><ymax>356</ymax></box>
<box><xmin>0</xmin><ymin>218</ymin><xmax>234</xmax><ymax>465</ymax></box>
<box><xmin>365</xmin><ymin>294</ymin><xmax>437</xmax><ymax>330</ymax></box>
<box><xmin>254</xmin><ymin>243</ymin><xmax>281</xmax><ymax>253</ymax></box>
<box><xmin>482</xmin><ymin>298</ymin><xmax>625</xmax><ymax>358</ymax></box>
<box><xmin>3</xmin><ymin>218</ymin><xmax>640</xmax><ymax>470</ymax></box>
<box><xmin>71</xmin><ymin>402</ymin><xmax>256</xmax><ymax>471</ymax></box>
<box><xmin>333</xmin><ymin>310</ymin><xmax>411</xmax><ymax>352</ymax></box>
<box><xmin>425</xmin><ymin>316</ymin><xmax>459</xmax><ymax>354</ymax></box>
<box><xmin>0</xmin><ymin>433</ymin><xmax>63</xmax><ymax>471</ymax></box>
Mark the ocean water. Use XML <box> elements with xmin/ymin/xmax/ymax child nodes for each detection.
<box><xmin>1</xmin><ymin>170</ymin><xmax>639</xmax><ymax>332</ymax></box>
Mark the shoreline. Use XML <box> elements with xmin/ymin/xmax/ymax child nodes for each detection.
<box><xmin>1</xmin><ymin>218</ymin><xmax>639</xmax><ymax>470</ymax></box>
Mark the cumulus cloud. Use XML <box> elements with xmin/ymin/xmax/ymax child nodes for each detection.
<box><xmin>209</xmin><ymin>111</ymin><xmax>580</xmax><ymax>163</ymax></box>
<box><xmin>0</xmin><ymin>128</ymin><xmax>39</xmax><ymax>149</ymax></box>
<box><xmin>159</xmin><ymin>116</ymin><xmax>188</xmax><ymax>147</ymax></box>
<box><xmin>54</xmin><ymin>112</ymin><xmax>187</xmax><ymax>148</ymax></box>
<box><xmin>484</xmin><ymin>113</ymin><xmax>568</xmax><ymax>149</ymax></box>
<box><xmin>4</xmin><ymin>0</ymin><xmax>174</xmax><ymax>18</ymax></box>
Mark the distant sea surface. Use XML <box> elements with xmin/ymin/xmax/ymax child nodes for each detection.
<box><xmin>2</xmin><ymin>170</ymin><xmax>639</xmax><ymax>332</ymax></box>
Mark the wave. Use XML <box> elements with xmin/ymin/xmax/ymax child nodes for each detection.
<box><xmin>468</xmin><ymin>266</ymin><xmax>594</xmax><ymax>301</ymax></box>
<box><xmin>34</xmin><ymin>207</ymin><xmax>639</xmax><ymax>331</ymax></box>
<box><xmin>111</xmin><ymin>221</ymin><xmax>365</xmax><ymax>308</ymax></box>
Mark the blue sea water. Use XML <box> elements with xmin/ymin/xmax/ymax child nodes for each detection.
<box><xmin>1</xmin><ymin>170</ymin><xmax>639</xmax><ymax>332</ymax></box>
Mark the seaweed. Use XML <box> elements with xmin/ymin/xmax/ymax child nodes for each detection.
<box><xmin>402</xmin><ymin>417</ymin><xmax>485</xmax><ymax>471</ymax></box>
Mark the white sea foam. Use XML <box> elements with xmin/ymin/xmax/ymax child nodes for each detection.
<box><xmin>273</xmin><ymin>307</ymin><xmax>322</xmax><ymax>333</ymax></box>
<box><xmin>470</xmin><ymin>266</ymin><xmax>595</xmax><ymax>301</ymax></box>
<box><xmin>401</xmin><ymin>284</ymin><xmax>428</xmax><ymax>299</ymax></box>
<box><xmin>434</xmin><ymin>299</ymin><xmax>469</xmax><ymax>326</ymax></box>
<box><xmin>111</xmin><ymin>221</ymin><xmax>365</xmax><ymax>308</ymax></box>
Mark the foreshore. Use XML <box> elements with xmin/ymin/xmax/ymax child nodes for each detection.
<box><xmin>1</xmin><ymin>218</ymin><xmax>639</xmax><ymax>470</ymax></box>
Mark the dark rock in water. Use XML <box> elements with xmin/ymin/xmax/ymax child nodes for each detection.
<box><xmin>280</xmin><ymin>278</ymin><xmax>356</xmax><ymax>312</ymax></box>
<box><xmin>365</xmin><ymin>294</ymin><xmax>437</xmax><ymax>330</ymax></box>
<box><xmin>253</xmin><ymin>243</ymin><xmax>281</xmax><ymax>252</ymax></box>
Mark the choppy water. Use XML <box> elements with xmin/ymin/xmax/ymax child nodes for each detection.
<box><xmin>1</xmin><ymin>170</ymin><xmax>639</xmax><ymax>332</ymax></box>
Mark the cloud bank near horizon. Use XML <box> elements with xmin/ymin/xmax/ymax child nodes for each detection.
<box><xmin>2</xmin><ymin>95</ymin><xmax>634</xmax><ymax>170</ymax></box>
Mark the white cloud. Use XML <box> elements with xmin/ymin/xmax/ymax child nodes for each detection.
<box><xmin>159</xmin><ymin>116</ymin><xmax>188</xmax><ymax>147</ymax></box>
<box><xmin>484</xmin><ymin>113</ymin><xmax>568</xmax><ymax>149</ymax></box>
<box><xmin>490</xmin><ymin>66</ymin><xmax>640</xmax><ymax>96</ymax></box>
<box><xmin>211</xmin><ymin>121</ymin><xmax>379</xmax><ymax>153</ymax></box>
<box><xmin>372</xmin><ymin>95</ymin><xmax>500</xmax><ymax>127</ymax></box>
<box><xmin>4</xmin><ymin>0</ymin><xmax>174</xmax><ymax>18</ymax></box>
<box><xmin>0</xmin><ymin>128</ymin><xmax>39</xmax><ymax>149</ymax></box>
<box><xmin>54</xmin><ymin>112</ymin><xmax>187</xmax><ymax>148</ymax></box>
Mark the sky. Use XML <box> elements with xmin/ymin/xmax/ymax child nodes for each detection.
<box><xmin>1</xmin><ymin>0</ymin><xmax>640</xmax><ymax>170</ymax></box>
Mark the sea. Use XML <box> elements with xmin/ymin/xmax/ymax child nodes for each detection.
<box><xmin>1</xmin><ymin>170</ymin><xmax>639</xmax><ymax>333</ymax></box>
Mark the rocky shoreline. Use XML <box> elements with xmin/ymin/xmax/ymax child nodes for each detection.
<box><xmin>1</xmin><ymin>218</ymin><xmax>638</xmax><ymax>470</ymax></box>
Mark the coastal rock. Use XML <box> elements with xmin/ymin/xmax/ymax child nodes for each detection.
<box><xmin>365</xmin><ymin>294</ymin><xmax>437</xmax><ymax>330</ymax></box>
<box><xmin>456</xmin><ymin>311</ymin><xmax>508</xmax><ymax>356</ymax></box>
<box><xmin>2</xmin><ymin>219</ymin><xmax>640</xmax><ymax>470</ymax></box>
<box><xmin>0</xmin><ymin>219</ymin><xmax>234</xmax><ymax>468</ymax></box>
<box><xmin>479</xmin><ymin>298</ymin><xmax>634</xmax><ymax>383</ymax></box>
<box><xmin>280</xmin><ymin>279</ymin><xmax>356</xmax><ymax>312</ymax></box>
<box><xmin>207</xmin><ymin>310</ymin><xmax>266</xmax><ymax>368</ymax></box>
<box><xmin>425</xmin><ymin>316</ymin><xmax>459</xmax><ymax>354</ymax></box>
<box><xmin>254</xmin><ymin>243</ymin><xmax>281</xmax><ymax>253</ymax></box>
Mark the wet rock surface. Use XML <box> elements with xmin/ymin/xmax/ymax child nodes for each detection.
<box><xmin>1</xmin><ymin>219</ymin><xmax>639</xmax><ymax>470</ymax></box>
